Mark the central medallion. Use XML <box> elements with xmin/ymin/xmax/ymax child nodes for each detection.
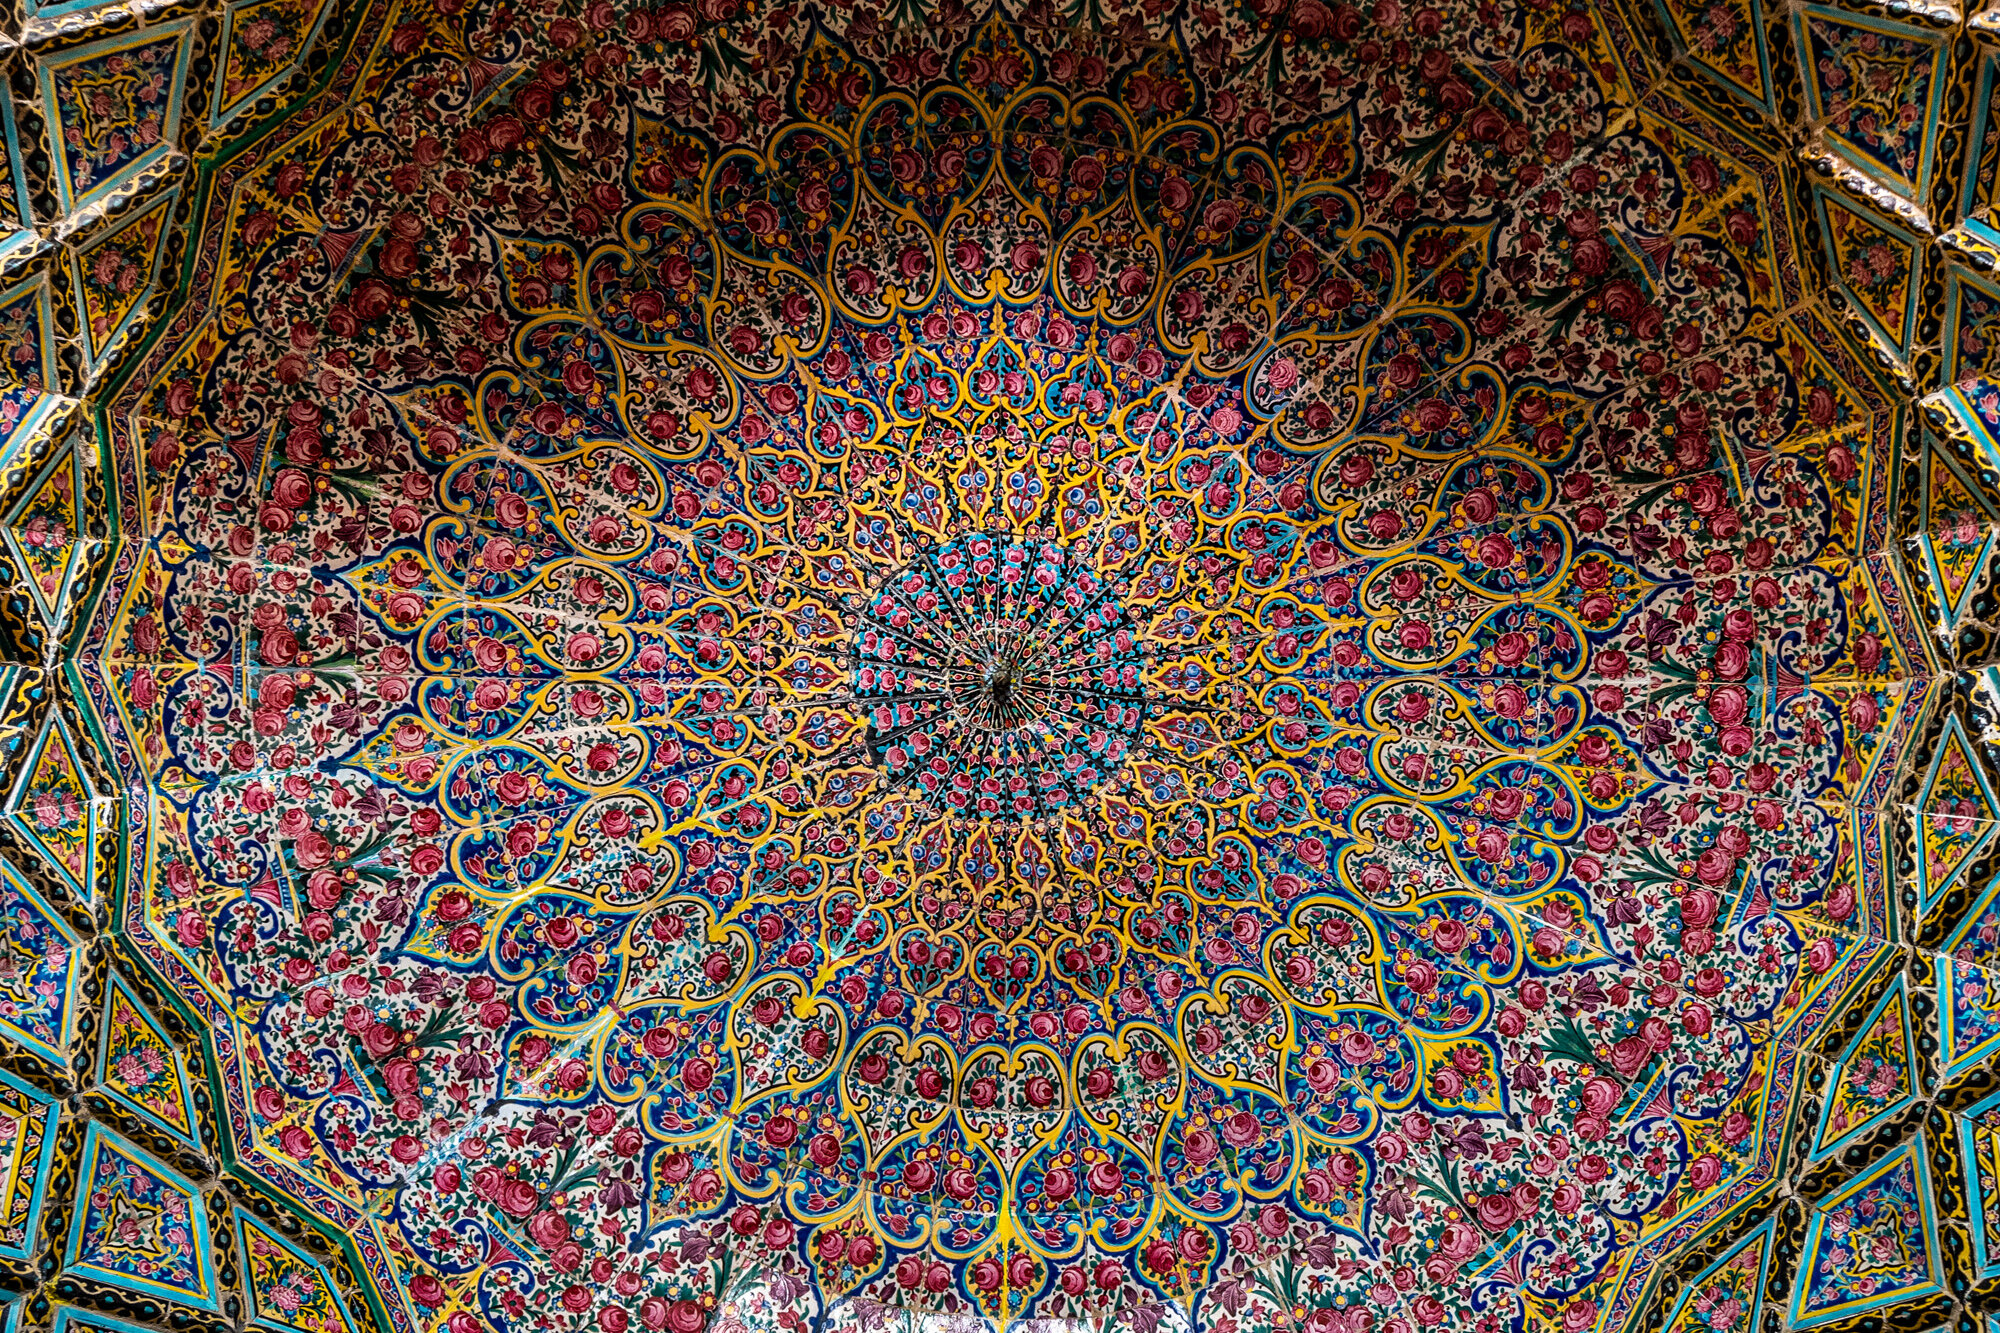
<box><xmin>853</xmin><ymin>530</ymin><xmax>1154</xmax><ymax>823</ymax></box>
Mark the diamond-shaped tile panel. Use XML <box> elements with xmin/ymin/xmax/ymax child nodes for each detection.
<box><xmin>6</xmin><ymin>710</ymin><xmax>97</xmax><ymax>904</ymax></box>
<box><xmin>35</xmin><ymin>23</ymin><xmax>194</xmax><ymax>216</ymax></box>
<box><xmin>1912</xmin><ymin>712</ymin><xmax>1999</xmax><ymax>915</ymax></box>
<box><xmin>1793</xmin><ymin>7</ymin><xmax>1949</xmax><ymax>202</ymax></box>
<box><xmin>62</xmin><ymin>1122</ymin><xmax>220</xmax><ymax>1311</ymax></box>
<box><xmin>1791</xmin><ymin>1134</ymin><xmax>1945</xmax><ymax>1328</ymax></box>
<box><xmin>234</xmin><ymin>1210</ymin><xmax>359</xmax><ymax>1333</ymax></box>
<box><xmin>1652</xmin><ymin>0</ymin><xmax>1776</xmax><ymax>114</ymax></box>
<box><xmin>0</xmin><ymin>855</ymin><xmax>82</xmax><ymax>1063</ymax></box>
<box><xmin>95</xmin><ymin>974</ymin><xmax>198</xmax><ymax>1151</ymax></box>
<box><xmin>1816</xmin><ymin>186</ymin><xmax>1922</xmax><ymax>363</ymax></box>
<box><xmin>1661</xmin><ymin>1219</ymin><xmax>1775</xmax><ymax>1333</ymax></box>
<box><xmin>0</xmin><ymin>1067</ymin><xmax>60</xmax><ymax>1265</ymax></box>
<box><xmin>69</xmin><ymin>188</ymin><xmax>173</xmax><ymax>373</ymax></box>
<box><xmin>1812</xmin><ymin>972</ymin><xmax>1918</xmax><ymax>1160</ymax></box>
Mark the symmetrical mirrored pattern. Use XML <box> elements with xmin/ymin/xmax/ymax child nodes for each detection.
<box><xmin>0</xmin><ymin>0</ymin><xmax>1995</xmax><ymax>1327</ymax></box>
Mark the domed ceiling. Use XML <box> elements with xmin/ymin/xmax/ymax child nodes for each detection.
<box><xmin>0</xmin><ymin>0</ymin><xmax>1995</xmax><ymax>1327</ymax></box>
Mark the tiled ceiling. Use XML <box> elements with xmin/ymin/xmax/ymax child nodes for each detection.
<box><xmin>0</xmin><ymin>0</ymin><xmax>1992</xmax><ymax>1328</ymax></box>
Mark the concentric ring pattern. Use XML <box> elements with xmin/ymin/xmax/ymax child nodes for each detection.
<box><xmin>142</xmin><ymin>33</ymin><xmax>1879</xmax><ymax>1323</ymax></box>
<box><xmin>4</xmin><ymin>0</ymin><xmax>2000</xmax><ymax>1329</ymax></box>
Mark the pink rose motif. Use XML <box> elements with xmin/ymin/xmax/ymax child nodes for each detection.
<box><xmin>1222</xmin><ymin>1111</ymin><xmax>1262</xmax><ymax>1147</ymax></box>
<box><xmin>1438</xmin><ymin>1220</ymin><xmax>1480</xmax><ymax>1261</ymax></box>
<box><xmin>1608</xmin><ymin>1035</ymin><xmax>1651</xmax><ymax>1078</ymax></box>
<box><xmin>1476</xmin><ymin>1193</ymin><xmax>1515</xmax><ymax>1230</ymax></box>
<box><xmin>1580</xmin><ymin>1077</ymin><xmax>1620</xmax><ymax>1116</ymax></box>
<box><xmin>497</xmin><ymin>1179</ymin><xmax>539</xmax><ymax>1218</ymax></box>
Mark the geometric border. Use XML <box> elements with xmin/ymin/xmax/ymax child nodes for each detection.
<box><xmin>49</xmin><ymin>1305</ymin><xmax>182</xmax><ymax>1333</ymax></box>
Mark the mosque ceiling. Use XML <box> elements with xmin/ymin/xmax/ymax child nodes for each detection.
<box><xmin>0</xmin><ymin>0</ymin><xmax>1986</xmax><ymax>1328</ymax></box>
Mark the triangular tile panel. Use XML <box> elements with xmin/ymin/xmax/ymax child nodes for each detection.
<box><xmin>1928</xmin><ymin>384</ymin><xmax>2000</xmax><ymax>525</ymax></box>
<box><xmin>1940</xmin><ymin>942</ymin><xmax>2000</xmax><ymax>1079</ymax></box>
<box><xmin>95</xmin><ymin>974</ymin><xmax>198</xmax><ymax>1150</ymax></box>
<box><xmin>1920</xmin><ymin>443</ymin><xmax>1998</xmax><ymax>632</ymax></box>
<box><xmin>61</xmin><ymin>1123</ymin><xmax>219</xmax><ymax>1311</ymax></box>
<box><xmin>1913</xmin><ymin>713</ymin><xmax>1999</xmax><ymax>914</ymax></box>
<box><xmin>35</xmin><ymin>24</ymin><xmax>194</xmax><ymax>215</ymax></box>
<box><xmin>212</xmin><ymin>0</ymin><xmax>334</xmax><ymax>129</ymax></box>
<box><xmin>1942</xmin><ymin>262</ymin><xmax>2000</xmax><ymax>387</ymax></box>
<box><xmin>1792</xmin><ymin>1134</ymin><xmax>1945</xmax><ymax>1328</ymax></box>
<box><xmin>1963</xmin><ymin>51</ymin><xmax>2000</xmax><ymax>221</ymax></box>
<box><xmin>69</xmin><ymin>189</ymin><xmax>173</xmax><ymax>372</ymax></box>
<box><xmin>50</xmin><ymin>1303</ymin><xmax>184</xmax><ymax>1333</ymax></box>
<box><xmin>1813</xmin><ymin>972</ymin><xmax>1918</xmax><ymax>1160</ymax></box>
<box><xmin>1652</xmin><ymin>0</ymin><xmax>1775</xmax><ymax>113</ymax></box>
<box><xmin>1661</xmin><ymin>1219</ymin><xmax>1775</xmax><ymax>1333</ymax></box>
<box><xmin>0</xmin><ymin>278</ymin><xmax>55</xmax><ymax>396</ymax></box>
<box><xmin>1956</xmin><ymin>1084</ymin><xmax>2000</xmax><ymax>1279</ymax></box>
<box><xmin>0</xmin><ymin>855</ymin><xmax>82</xmax><ymax>1062</ymax></box>
<box><xmin>235</xmin><ymin>1210</ymin><xmax>359</xmax><ymax>1333</ymax></box>
<box><xmin>1816</xmin><ymin>187</ymin><xmax>1922</xmax><ymax>362</ymax></box>
<box><xmin>0</xmin><ymin>391</ymin><xmax>61</xmax><ymax>488</ymax></box>
<box><xmin>1794</xmin><ymin>6</ymin><xmax>1949</xmax><ymax>200</ymax></box>
<box><xmin>2</xmin><ymin>443</ymin><xmax>84</xmax><ymax>636</ymax></box>
<box><xmin>7</xmin><ymin>710</ymin><xmax>98</xmax><ymax>903</ymax></box>
<box><xmin>0</xmin><ymin>1068</ymin><xmax>59</xmax><ymax>1265</ymax></box>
